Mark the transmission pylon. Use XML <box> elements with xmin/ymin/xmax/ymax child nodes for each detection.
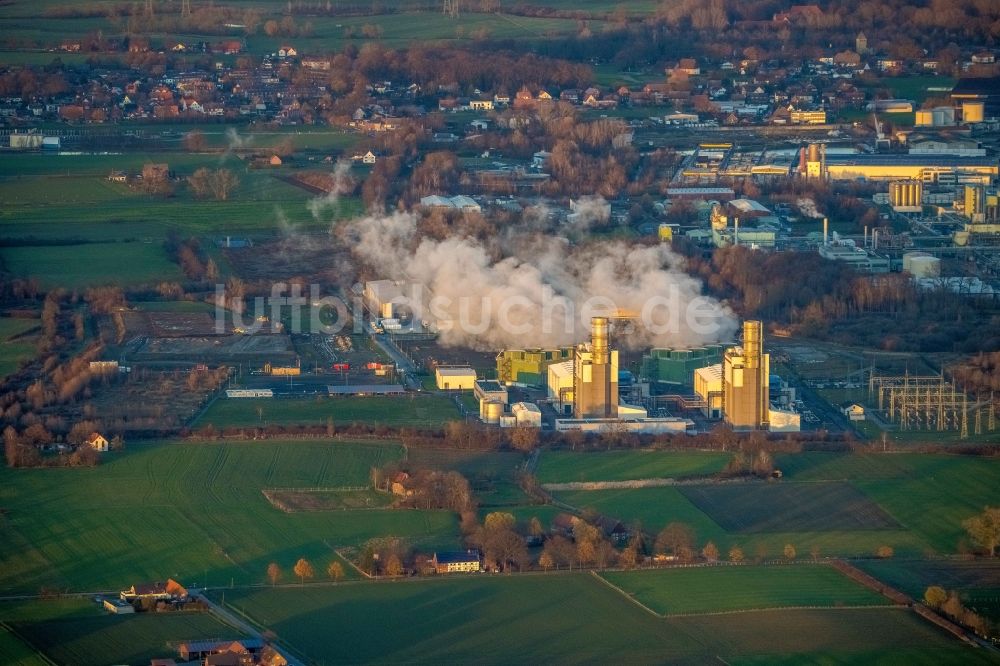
<box><xmin>181</xmin><ymin>0</ymin><xmax>192</xmax><ymax>18</ymax></box>
<box><xmin>443</xmin><ymin>0</ymin><xmax>459</xmax><ymax>18</ymax></box>
<box><xmin>960</xmin><ymin>393</ymin><xmax>968</xmax><ymax>439</ymax></box>
<box><xmin>145</xmin><ymin>0</ymin><xmax>154</xmax><ymax>18</ymax></box>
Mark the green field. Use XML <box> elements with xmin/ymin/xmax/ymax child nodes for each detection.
<box><xmin>0</xmin><ymin>439</ymin><xmax>458</xmax><ymax>594</ymax></box>
<box><xmin>777</xmin><ymin>453</ymin><xmax>1000</xmax><ymax>554</ymax></box>
<box><xmin>0</xmin><ymin>627</ymin><xmax>46</xmax><ymax>666</ymax></box>
<box><xmin>679</xmin><ymin>482</ymin><xmax>900</xmax><ymax>533</ymax></box>
<box><xmin>858</xmin><ymin>559</ymin><xmax>1000</xmax><ymax>621</ymax></box>
<box><xmin>197</xmin><ymin>394</ymin><xmax>461</xmax><ymax>428</ymax></box>
<box><xmin>0</xmin><ymin>154</ymin><xmax>362</xmax><ymax>245</ymax></box>
<box><xmin>554</xmin><ymin>483</ymin><xmax>926</xmax><ymax>558</ymax></box>
<box><xmin>0</xmin><ymin>317</ymin><xmax>39</xmax><ymax>379</ymax></box>
<box><xmin>553</xmin><ymin>453</ymin><xmax>1000</xmax><ymax>558</ymax></box>
<box><xmin>600</xmin><ymin>565</ymin><xmax>886</xmax><ymax>616</ymax></box>
<box><xmin>536</xmin><ymin>450</ymin><xmax>730</xmax><ymax>483</ymax></box>
<box><xmin>210</xmin><ymin>576</ymin><xmax>984</xmax><ymax>665</ymax></box>
<box><xmin>0</xmin><ymin>242</ymin><xmax>183</xmax><ymax>288</ymax></box>
<box><xmin>0</xmin><ymin>598</ymin><xmax>246</xmax><ymax>666</ymax></box>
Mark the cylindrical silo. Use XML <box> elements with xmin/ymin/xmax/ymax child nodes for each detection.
<box><xmin>484</xmin><ymin>401</ymin><xmax>503</xmax><ymax>425</ymax></box>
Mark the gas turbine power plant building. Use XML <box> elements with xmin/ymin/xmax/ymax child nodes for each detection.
<box><xmin>722</xmin><ymin>320</ymin><xmax>770</xmax><ymax>430</ymax></box>
<box><xmin>553</xmin><ymin>316</ymin><xmax>694</xmax><ymax>434</ymax></box>
<box><xmin>691</xmin><ymin>321</ymin><xmax>800</xmax><ymax>432</ymax></box>
<box><xmin>573</xmin><ymin>316</ymin><xmax>619</xmax><ymax>419</ymax></box>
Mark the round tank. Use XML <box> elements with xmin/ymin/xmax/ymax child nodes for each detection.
<box><xmin>807</xmin><ymin>143</ymin><xmax>820</xmax><ymax>163</ymax></box>
<box><xmin>915</xmin><ymin>110</ymin><xmax>933</xmax><ymax>127</ymax></box>
<box><xmin>903</xmin><ymin>251</ymin><xmax>932</xmax><ymax>273</ymax></box>
<box><xmin>484</xmin><ymin>401</ymin><xmax>503</xmax><ymax>425</ymax></box>
<box><xmin>908</xmin><ymin>255</ymin><xmax>941</xmax><ymax>278</ymax></box>
<box><xmin>963</xmin><ymin>101</ymin><xmax>985</xmax><ymax>124</ymax></box>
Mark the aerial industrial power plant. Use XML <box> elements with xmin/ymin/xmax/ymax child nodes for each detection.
<box><xmin>3</xmin><ymin>2</ymin><xmax>1000</xmax><ymax>662</ymax></box>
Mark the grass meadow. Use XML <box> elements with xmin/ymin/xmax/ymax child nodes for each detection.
<box><xmin>0</xmin><ymin>242</ymin><xmax>184</xmax><ymax>288</ymax></box>
<box><xmin>0</xmin><ymin>153</ymin><xmax>362</xmax><ymax>247</ymax></box>
<box><xmin>196</xmin><ymin>394</ymin><xmax>461</xmax><ymax>428</ymax></box>
<box><xmin>599</xmin><ymin>565</ymin><xmax>886</xmax><ymax>615</ymax></box>
<box><xmin>0</xmin><ymin>439</ymin><xmax>459</xmax><ymax>595</ymax></box>
<box><xmin>210</xmin><ymin>575</ymin><xmax>984</xmax><ymax>665</ymax></box>
<box><xmin>0</xmin><ymin>317</ymin><xmax>39</xmax><ymax>379</ymax></box>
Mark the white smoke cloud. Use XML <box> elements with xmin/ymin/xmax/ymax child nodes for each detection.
<box><xmin>225</xmin><ymin>127</ymin><xmax>253</xmax><ymax>151</ymax></box>
<box><xmin>567</xmin><ymin>195</ymin><xmax>611</xmax><ymax>230</ymax></box>
<box><xmin>796</xmin><ymin>198</ymin><xmax>824</xmax><ymax>219</ymax></box>
<box><xmin>342</xmin><ymin>211</ymin><xmax>737</xmax><ymax>350</ymax></box>
<box><xmin>307</xmin><ymin>160</ymin><xmax>354</xmax><ymax>223</ymax></box>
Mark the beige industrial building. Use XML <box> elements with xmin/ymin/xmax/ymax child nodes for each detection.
<box><xmin>364</xmin><ymin>280</ymin><xmax>404</xmax><ymax>319</ymax></box>
<box><xmin>693</xmin><ymin>364</ymin><xmax>723</xmax><ymax>418</ymax></box>
<box><xmin>547</xmin><ymin>360</ymin><xmax>575</xmax><ymax>414</ymax></box>
<box><xmin>722</xmin><ymin>321</ymin><xmax>770</xmax><ymax>430</ymax></box>
<box><xmin>511</xmin><ymin>402</ymin><xmax>542</xmax><ymax>427</ymax></box>
<box><xmin>790</xmin><ymin>109</ymin><xmax>827</xmax><ymax>124</ymax></box>
<box><xmin>573</xmin><ymin>317</ymin><xmax>619</xmax><ymax>419</ymax></box>
<box><xmin>435</xmin><ymin>366</ymin><xmax>476</xmax><ymax>390</ymax></box>
<box><xmin>902</xmin><ymin>251</ymin><xmax>942</xmax><ymax>278</ymax></box>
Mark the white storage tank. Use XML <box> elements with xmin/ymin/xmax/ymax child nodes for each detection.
<box><xmin>908</xmin><ymin>255</ymin><xmax>941</xmax><ymax>278</ymax></box>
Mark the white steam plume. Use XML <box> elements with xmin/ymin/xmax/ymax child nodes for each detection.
<box><xmin>225</xmin><ymin>127</ymin><xmax>253</xmax><ymax>151</ymax></box>
<box><xmin>342</xmin><ymin>211</ymin><xmax>737</xmax><ymax>350</ymax></box>
<box><xmin>796</xmin><ymin>198</ymin><xmax>823</xmax><ymax>219</ymax></box>
<box><xmin>307</xmin><ymin>160</ymin><xmax>353</xmax><ymax>223</ymax></box>
<box><xmin>567</xmin><ymin>195</ymin><xmax>611</xmax><ymax>230</ymax></box>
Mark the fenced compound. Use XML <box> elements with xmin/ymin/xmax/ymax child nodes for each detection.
<box><xmin>868</xmin><ymin>373</ymin><xmax>996</xmax><ymax>437</ymax></box>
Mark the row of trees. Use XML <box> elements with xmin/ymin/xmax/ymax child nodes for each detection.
<box><xmin>924</xmin><ymin>585</ymin><xmax>993</xmax><ymax>638</ymax></box>
<box><xmin>266</xmin><ymin>557</ymin><xmax>345</xmax><ymax>586</ymax></box>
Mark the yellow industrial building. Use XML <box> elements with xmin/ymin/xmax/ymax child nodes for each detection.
<box><xmin>722</xmin><ymin>321</ymin><xmax>770</xmax><ymax>430</ymax></box>
<box><xmin>801</xmin><ymin>144</ymin><xmax>997</xmax><ymax>184</ymax></box>
<box><xmin>496</xmin><ymin>348</ymin><xmax>573</xmax><ymax>387</ymax></box>
<box><xmin>435</xmin><ymin>366</ymin><xmax>476</xmax><ymax>390</ymax></box>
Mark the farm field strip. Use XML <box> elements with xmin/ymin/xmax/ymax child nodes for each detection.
<box><xmin>536</xmin><ymin>449</ymin><xmax>730</xmax><ymax>483</ymax></box>
<box><xmin>195</xmin><ymin>394</ymin><xmax>462</xmax><ymax>428</ymax></box>
<box><xmin>552</xmin><ymin>484</ymin><xmax>931</xmax><ymax>558</ymax></box>
<box><xmin>598</xmin><ymin>565</ymin><xmax>889</xmax><ymax>616</ymax></box>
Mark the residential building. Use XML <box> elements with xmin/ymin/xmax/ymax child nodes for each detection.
<box><xmin>86</xmin><ymin>432</ymin><xmax>109</xmax><ymax>452</ymax></box>
<box><xmin>432</xmin><ymin>550</ymin><xmax>481</xmax><ymax>573</ymax></box>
